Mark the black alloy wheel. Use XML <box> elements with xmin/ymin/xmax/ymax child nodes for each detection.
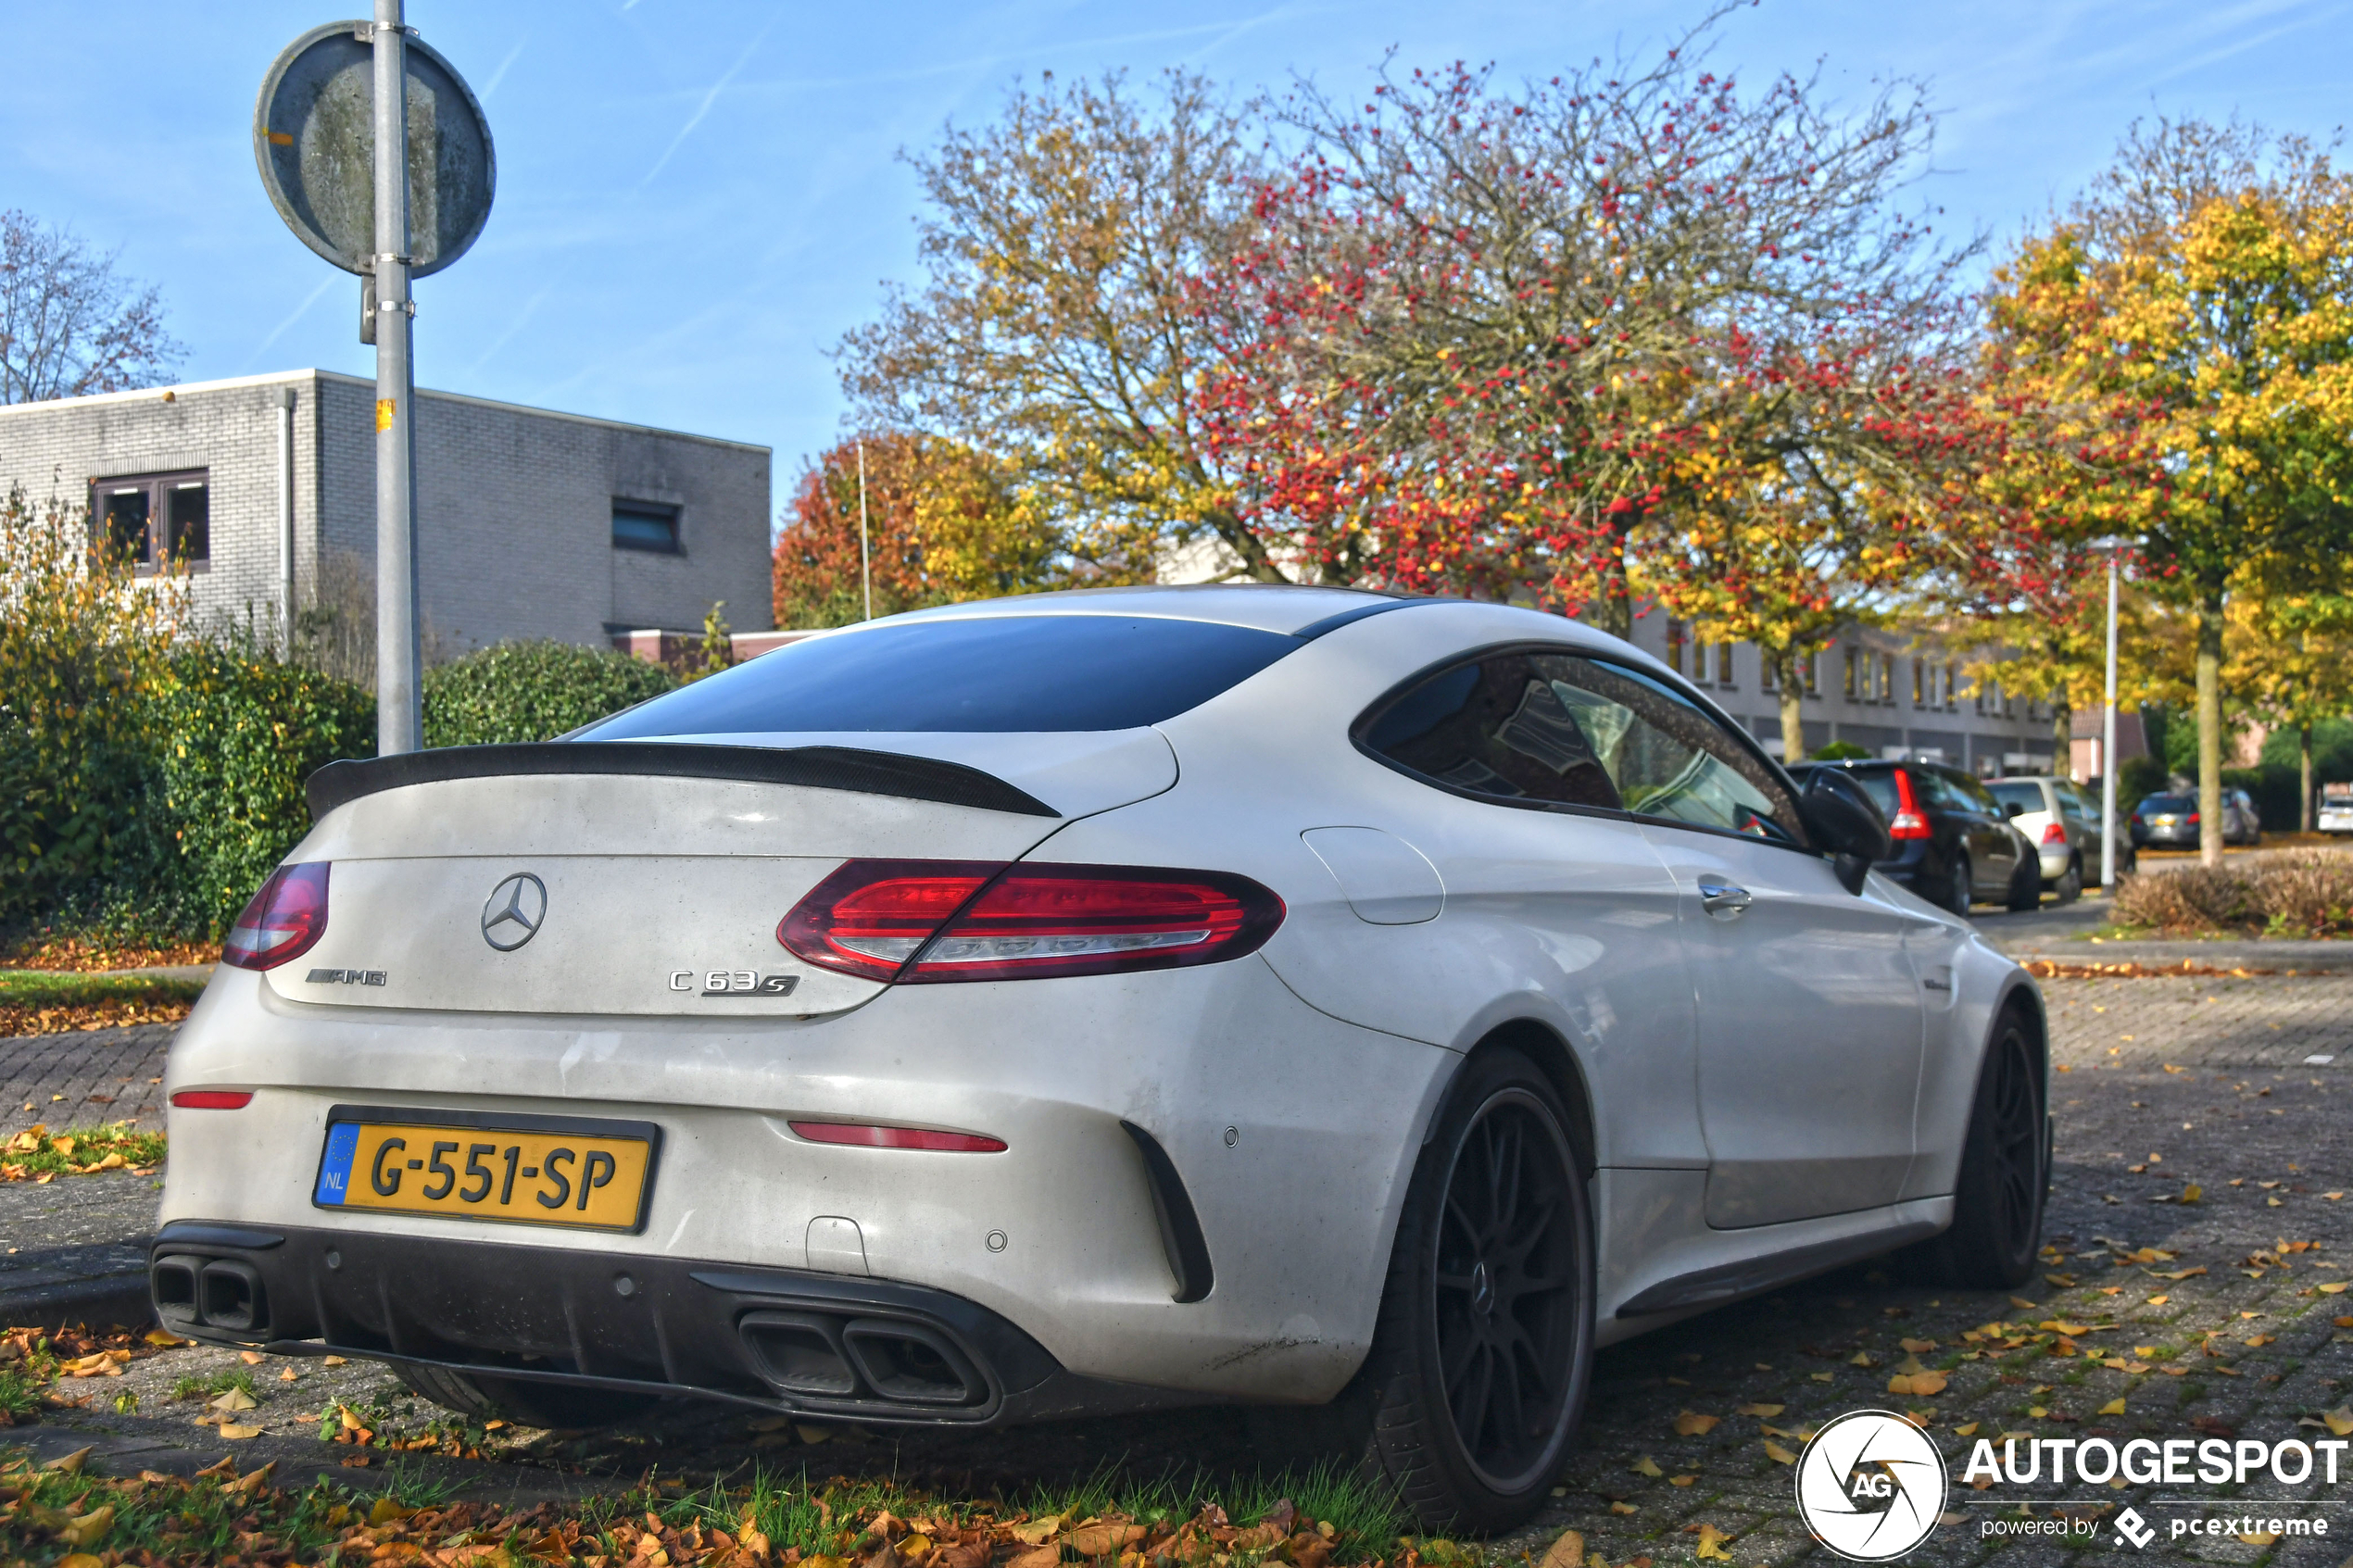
<box><xmin>1899</xmin><ymin>1009</ymin><xmax>2046</xmax><ymax>1288</ymax></box>
<box><xmin>1346</xmin><ymin>1048</ymin><xmax>1595</xmax><ymax>1532</ymax></box>
<box><xmin>2055</xmin><ymin>857</ymin><xmax>2082</xmax><ymax>904</ymax></box>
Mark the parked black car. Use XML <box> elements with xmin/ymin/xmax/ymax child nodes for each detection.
<box><xmin>1788</xmin><ymin>759</ymin><xmax>2040</xmax><ymax>915</ymax></box>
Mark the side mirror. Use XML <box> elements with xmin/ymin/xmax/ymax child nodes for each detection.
<box><xmin>1799</xmin><ymin>769</ymin><xmax>1893</xmax><ymax>895</ymax></box>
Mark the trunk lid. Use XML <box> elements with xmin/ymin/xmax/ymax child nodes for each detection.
<box><xmin>270</xmin><ymin>732</ymin><xmax>1174</xmax><ymax>1017</ymax></box>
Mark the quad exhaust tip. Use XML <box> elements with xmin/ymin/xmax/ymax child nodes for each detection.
<box><xmin>738</xmin><ymin>1311</ymin><xmax>988</xmax><ymax>1408</ymax></box>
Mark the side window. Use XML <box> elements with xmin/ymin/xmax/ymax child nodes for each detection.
<box><xmin>1918</xmin><ymin>769</ymin><xmax>1970</xmax><ymax>813</ymax></box>
<box><xmin>1361</xmin><ymin>650</ymin><xmax>1805</xmax><ymax>844</ymax></box>
<box><xmin>1358</xmin><ymin>654</ymin><xmax>1621</xmax><ymax>809</ymax></box>
<box><xmin>2058</xmin><ymin>785</ymin><xmax>2089</xmax><ymax>822</ymax></box>
<box><xmin>1950</xmin><ymin>771</ymin><xmax>2000</xmax><ymax>813</ymax></box>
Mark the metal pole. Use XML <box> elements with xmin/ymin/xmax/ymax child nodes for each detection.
<box><xmin>2102</xmin><ymin>550</ymin><xmax>2120</xmax><ymax>888</ymax></box>
<box><xmin>857</xmin><ymin>440</ymin><xmax>872</xmax><ymax>621</ymax></box>
<box><xmin>277</xmin><ymin>385</ymin><xmax>296</xmax><ymax>655</ymax></box>
<box><xmin>372</xmin><ymin>0</ymin><xmax>422</xmax><ymax>754</ymax></box>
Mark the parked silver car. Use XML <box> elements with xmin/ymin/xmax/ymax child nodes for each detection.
<box><xmin>156</xmin><ymin>587</ymin><xmax>2047</xmax><ymax>1531</ymax></box>
<box><xmin>1987</xmin><ymin>776</ymin><xmax>2135</xmax><ymax>898</ymax></box>
<box><xmin>2133</xmin><ymin>787</ymin><xmax>2261</xmax><ymax>848</ymax></box>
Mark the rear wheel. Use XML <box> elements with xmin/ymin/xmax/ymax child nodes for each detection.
<box><xmin>1943</xmin><ymin>852</ymin><xmax>1973</xmax><ymax>917</ymax></box>
<box><xmin>1899</xmin><ymin>1009</ymin><xmax>2045</xmax><ymax>1288</ymax></box>
<box><xmin>392</xmin><ymin>1362</ymin><xmax>661</xmax><ymax>1432</ymax></box>
<box><xmin>2054</xmin><ymin>857</ymin><xmax>2082</xmax><ymax>904</ymax></box>
<box><xmin>1342</xmin><ymin>1048</ymin><xmax>1595</xmax><ymax>1533</ymax></box>
<box><xmin>2007</xmin><ymin>852</ymin><xmax>2042</xmax><ymax>912</ymax></box>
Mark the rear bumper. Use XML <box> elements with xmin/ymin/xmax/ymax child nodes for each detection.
<box><xmin>149</xmin><ymin>1221</ymin><xmax>1184</xmax><ymax>1426</ymax></box>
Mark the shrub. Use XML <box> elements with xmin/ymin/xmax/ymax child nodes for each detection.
<box><xmin>422</xmin><ymin>640</ymin><xmax>677</xmax><ymax>747</ymax></box>
<box><xmin>2110</xmin><ymin>851</ymin><xmax>2353</xmax><ymax>937</ymax></box>
<box><xmin>0</xmin><ymin>483</ymin><xmax>185</xmax><ymax>927</ymax></box>
<box><xmin>153</xmin><ymin>630</ymin><xmax>373</xmax><ymax>931</ymax></box>
<box><xmin>1810</xmin><ymin>740</ymin><xmax>1872</xmax><ymax>760</ymax></box>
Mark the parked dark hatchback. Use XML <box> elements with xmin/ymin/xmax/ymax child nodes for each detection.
<box><xmin>1788</xmin><ymin>759</ymin><xmax>2039</xmax><ymax>915</ymax></box>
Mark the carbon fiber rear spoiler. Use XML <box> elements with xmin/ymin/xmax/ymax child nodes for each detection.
<box><xmin>304</xmin><ymin>742</ymin><xmax>1060</xmax><ymax>820</ymax></box>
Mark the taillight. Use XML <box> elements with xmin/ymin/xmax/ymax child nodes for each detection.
<box><xmin>170</xmin><ymin>1090</ymin><xmax>253</xmax><ymax>1110</ymax></box>
<box><xmin>779</xmin><ymin>860</ymin><xmax>1285</xmax><ymax>984</ymax></box>
<box><xmin>2188</xmin><ymin>812</ymin><xmax>2201</xmax><ymax>825</ymax></box>
<box><xmin>2041</xmin><ymin>822</ymin><xmax>2068</xmax><ymax>845</ymax></box>
<box><xmin>221</xmin><ymin>862</ymin><xmax>330</xmax><ymax>971</ymax></box>
<box><xmin>789</xmin><ymin>1121</ymin><xmax>1006</xmax><ymax>1152</ymax></box>
<box><xmin>1888</xmin><ymin>770</ymin><xmax>1931</xmax><ymax>840</ymax></box>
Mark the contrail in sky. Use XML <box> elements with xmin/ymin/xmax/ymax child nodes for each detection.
<box><xmin>245</xmin><ymin>273</ymin><xmax>339</xmax><ymax>369</ymax></box>
<box><xmin>640</xmin><ymin>11</ymin><xmax>782</xmax><ymax>187</ymax></box>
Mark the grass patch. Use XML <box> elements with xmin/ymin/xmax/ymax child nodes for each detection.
<box><xmin>0</xmin><ymin>968</ymin><xmax>204</xmax><ymax>1038</ymax></box>
<box><xmin>0</xmin><ymin>1367</ymin><xmax>37</xmax><ymax>1424</ymax></box>
<box><xmin>0</xmin><ymin>1123</ymin><xmax>166</xmax><ymax>1180</ymax></box>
<box><xmin>171</xmin><ymin>1367</ymin><xmax>258</xmax><ymax>1402</ymax></box>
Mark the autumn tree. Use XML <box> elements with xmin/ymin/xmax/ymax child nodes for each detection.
<box><xmin>1189</xmin><ymin>12</ymin><xmax>1987</xmax><ymax>768</ymax></box>
<box><xmin>0</xmin><ymin>210</ymin><xmax>181</xmax><ymax>404</ymax></box>
<box><xmin>2229</xmin><ymin>592</ymin><xmax>2353</xmax><ymax>829</ymax></box>
<box><xmin>2020</xmin><ymin>119</ymin><xmax>2353</xmax><ymax>863</ymax></box>
<box><xmin>837</xmin><ymin>71</ymin><xmax>1264</xmax><ymax>583</ymax></box>
<box><xmin>774</xmin><ymin>435</ymin><xmax>1063</xmax><ymax>628</ymax></box>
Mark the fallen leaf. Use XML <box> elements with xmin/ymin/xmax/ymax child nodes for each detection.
<box><xmin>57</xmin><ymin>1504</ymin><xmax>113</xmax><ymax>1548</ymax></box>
<box><xmin>2322</xmin><ymin>1283</ymin><xmax>2349</xmax><ymax>1296</ymax></box>
<box><xmin>1898</xmin><ymin>1338</ymin><xmax>1937</xmax><ymax>1355</ymax></box>
<box><xmin>43</xmin><ymin>1448</ymin><xmax>92</xmax><ymax>1474</ymax></box>
<box><xmin>1695</xmin><ymin>1523</ymin><xmax>1734</xmax><ymax>1562</ymax></box>
<box><xmin>1848</xmin><ymin>1351</ymin><xmax>1877</xmax><ymax>1368</ymax></box>
<box><xmin>1609</xmin><ymin>1502</ymin><xmax>1637</xmax><ymax>1516</ymax></box>
<box><xmin>2099</xmin><ymin>1398</ymin><xmax>2128</xmax><ymax>1416</ymax></box>
<box><xmin>1068</xmin><ymin>1524</ymin><xmax>1145</xmax><ymax>1557</ymax></box>
<box><xmin>2325</xmin><ymin>1408</ymin><xmax>2353</xmax><ymax>1437</ymax></box>
<box><xmin>209</xmin><ymin>1387</ymin><xmax>258</xmax><ymax>1412</ymax></box>
<box><xmin>1673</xmin><ymin>1411</ymin><xmax>1720</xmax><ymax>1436</ymax></box>
<box><xmin>1811</xmin><ymin>1372</ymin><xmax>1834</xmax><ymax>1383</ymax></box>
<box><xmin>2155</xmin><ymin>1267</ymin><xmax>2206</xmax><ymax>1281</ymax></box>
<box><xmin>218</xmin><ymin>1423</ymin><xmax>262</xmax><ymax>1439</ymax></box>
<box><xmin>1630</xmin><ymin>1455</ymin><xmax>1664</xmax><ymax>1478</ymax></box>
<box><xmin>2009</xmin><ymin>1297</ymin><xmax>2038</xmax><ymax>1311</ymax></box>
<box><xmin>1955</xmin><ymin>1423</ymin><xmax>1980</xmax><ymax>1436</ymax></box>
<box><xmin>1735</xmin><ymin>1402</ymin><xmax>1783</xmax><ymax>1418</ymax></box>
<box><xmin>1669</xmin><ymin>1474</ymin><xmax>1696</xmax><ymax>1487</ymax></box>
<box><xmin>238</xmin><ymin>1350</ymin><xmax>265</xmax><ymax>1365</ymax></box>
<box><xmin>1007</xmin><ymin>1549</ymin><xmax>1062</xmax><ymax>1568</ymax></box>
<box><xmin>1011</xmin><ymin>1518</ymin><xmax>1064</xmax><ymax>1546</ymax></box>
<box><xmin>1535</xmin><ymin>1530</ymin><xmax>1584</xmax><ymax>1568</ymax></box>
<box><xmin>1763</xmin><ymin>1440</ymin><xmax>1797</xmax><ymax>1464</ymax></box>
<box><xmin>1888</xmin><ymin>1372</ymin><xmax>1948</xmax><ymax>1398</ymax></box>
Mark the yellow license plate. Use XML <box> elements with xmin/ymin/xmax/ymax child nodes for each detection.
<box><xmin>313</xmin><ymin>1108</ymin><xmax>660</xmax><ymax>1233</ymax></box>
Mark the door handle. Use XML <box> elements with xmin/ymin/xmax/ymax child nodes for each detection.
<box><xmin>1697</xmin><ymin>879</ymin><xmax>1752</xmax><ymax>920</ymax></box>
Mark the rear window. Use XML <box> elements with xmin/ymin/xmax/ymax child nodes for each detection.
<box><xmin>2140</xmin><ymin>794</ymin><xmax>2195</xmax><ymax>813</ymax></box>
<box><xmin>1987</xmin><ymin>783</ymin><xmax>2046</xmax><ymax>814</ymax></box>
<box><xmin>581</xmin><ymin>615</ymin><xmax>1301</xmax><ymax>736</ymax></box>
<box><xmin>1851</xmin><ymin>771</ymin><xmax>1902</xmax><ymax>820</ymax></box>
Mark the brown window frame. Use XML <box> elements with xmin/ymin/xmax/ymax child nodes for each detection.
<box><xmin>91</xmin><ymin>469</ymin><xmax>209</xmax><ymax>574</ymax></box>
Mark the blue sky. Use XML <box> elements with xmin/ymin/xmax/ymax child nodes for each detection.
<box><xmin>6</xmin><ymin>1</ymin><xmax>2348</xmax><ymax>523</ymax></box>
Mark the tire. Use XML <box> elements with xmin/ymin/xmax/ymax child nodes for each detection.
<box><xmin>392</xmin><ymin>1361</ymin><xmax>661</xmax><ymax>1431</ymax></box>
<box><xmin>1899</xmin><ymin>1008</ymin><xmax>2046</xmax><ymax>1289</ymax></box>
<box><xmin>2054</xmin><ymin>857</ymin><xmax>2082</xmax><ymax>905</ymax></box>
<box><xmin>1944</xmin><ymin>852</ymin><xmax>1973</xmax><ymax>917</ymax></box>
<box><xmin>2007</xmin><ymin>853</ymin><xmax>2042</xmax><ymax>912</ymax></box>
<box><xmin>1340</xmin><ymin>1047</ymin><xmax>1595</xmax><ymax>1534</ymax></box>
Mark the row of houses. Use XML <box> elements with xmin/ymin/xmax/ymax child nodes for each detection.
<box><xmin>0</xmin><ymin>370</ymin><xmax>2136</xmax><ymax>780</ymax></box>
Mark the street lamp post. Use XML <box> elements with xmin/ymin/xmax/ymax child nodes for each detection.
<box><xmin>2102</xmin><ymin>548</ymin><xmax>2120</xmax><ymax>889</ymax></box>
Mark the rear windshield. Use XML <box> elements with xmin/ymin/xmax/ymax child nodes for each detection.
<box><xmin>1851</xmin><ymin>771</ymin><xmax>1902</xmax><ymax>820</ymax></box>
<box><xmin>1987</xmin><ymin>783</ymin><xmax>2045</xmax><ymax>814</ymax></box>
<box><xmin>2140</xmin><ymin>794</ymin><xmax>2195</xmax><ymax>812</ymax></box>
<box><xmin>582</xmin><ymin>615</ymin><xmax>1301</xmax><ymax>736</ymax></box>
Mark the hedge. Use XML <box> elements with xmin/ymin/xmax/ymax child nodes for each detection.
<box><xmin>422</xmin><ymin>640</ymin><xmax>678</xmax><ymax>747</ymax></box>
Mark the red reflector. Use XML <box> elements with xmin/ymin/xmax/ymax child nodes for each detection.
<box><xmin>788</xmin><ymin>1121</ymin><xmax>1006</xmax><ymax>1153</ymax></box>
<box><xmin>170</xmin><ymin>1090</ymin><xmax>254</xmax><ymax>1110</ymax></box>
<box><xmin>779</xmin><ymin>860</ymin><xmax>1284</xmax><ymax>984</ymax></box>
<box><xmin>1888</xmin><ymin>770</ymin><xmax>1931</xmax><ymax>840</ymax></box>
<box><xmin>2041</xmin><ymin>822</ymin><xmax>2068</xmax><ymax>845</ymax></box>
<box><xmin>221</xmin><ymin>862</ymin><xmax>330</xmax><ymax>971</ymax></box>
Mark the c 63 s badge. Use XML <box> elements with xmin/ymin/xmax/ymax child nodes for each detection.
<box><xmin>671</xmin><ymin>970</ymin><xmax>799</xmax><ymax>997</ymax></box>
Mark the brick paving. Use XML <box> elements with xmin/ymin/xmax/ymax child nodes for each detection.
<box><xmin>0</xmin><ymin>1022</ymin><xmax>172</xmax><ymax>1138</ymax></box>
<box><xmin>13</xmin><ymin>978</ymin><xmax>2353</xmax><ymax>1563</ymax></box>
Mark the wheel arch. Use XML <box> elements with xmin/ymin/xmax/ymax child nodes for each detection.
<box><xmin>1423</xmin><ymin>1018</ymin><xmax>1598</xmax><ymax>1180</ymax></box>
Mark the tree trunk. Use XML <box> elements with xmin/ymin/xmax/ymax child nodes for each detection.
<box><xmin>1589</xmin><ymin>536</ymin><xmax>1636</xmax><ymax>641</ymax></box>
<box><xmin>1770</xmin><ymin>647</ymin><xmax>1806</xmax><ymax>763</ymax></box>
<box><xmin>2051</xmin><ymin>697</ymin><xmax>2072</xmax><ymax>781</ymax></box>
<box><xmin>2303</xmin><ymin>725</ymin><xmax>2316</xmax><ymax>834</ymax></box>
<box><xmin>2196</xmin><ymin>588</ymin><xmax>2226</xmax><ymax>868</ymax></box>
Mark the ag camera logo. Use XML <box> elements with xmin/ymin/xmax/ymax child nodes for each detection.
<box><xmin>1796</xmin><ymin>1410</ymin><xmax>1949</xmax><ymax>1562</ymax></box>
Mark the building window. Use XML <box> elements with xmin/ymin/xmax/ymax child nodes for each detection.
<box><xmin>612</xmin><ymin>499</ymin><xmax>682</xmax><ymax>554</ymax></box>
<box><xmin>92</xmin><ymin>470</ymin><xmax>208</xmax><ymax>573</ymax></box>
<box><xmin>1879</xmin><ymin>653</ymin><xmax>1894</xmax><ymax>705</ymax></box>
<box><xmin>1944</xmin><ymin>662</ymin><xmax>1959</xmax><ymax>710</ymax></box>
<box><xmin>1803</xmin><ymin>650</ymin><xmax>1818</xmax><ymax>695</ymax></box>
<box><xmin>1714</xmin><ymin>644</ymin><xmax>1735</xmax><ymax>687</ymax></box>
<box><xmin>1911</xmin><ymin>659</ymin><xmax>1924</xmax><ymax>706</ymax></box>
<box><xmin>1843</xmin><ymin>647</ymin><xmax>1859</xmax><ymax>699</ymax></box>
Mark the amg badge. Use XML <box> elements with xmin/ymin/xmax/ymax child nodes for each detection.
<box><xmin>670</xmin><ymin>970</ymin><xmax>799</xmax><ymax>997</ymax></box>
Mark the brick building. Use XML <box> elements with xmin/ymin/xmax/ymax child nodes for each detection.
<box><xmin>0</xmin><ymin>370</ymin><xmax>773</xmax><ymax>652</ymax></box>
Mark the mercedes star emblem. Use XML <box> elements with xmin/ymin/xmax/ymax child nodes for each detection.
<box><xmin>481</xmin><ymin>872</ymin><xmax>547</xmax><ymax>951</ymax></box>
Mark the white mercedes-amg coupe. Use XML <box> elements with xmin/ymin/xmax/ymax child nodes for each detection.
<box><xmin>156</xmin><ymin>586</ymin><xmax>2045</xmax><ymax>1530</ymax></box>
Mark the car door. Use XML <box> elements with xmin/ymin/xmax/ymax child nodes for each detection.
<box><xmin>1515</xmin><ymin>657</ymin><xmax>1928</xmax><ymax>1228</ymax></box>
